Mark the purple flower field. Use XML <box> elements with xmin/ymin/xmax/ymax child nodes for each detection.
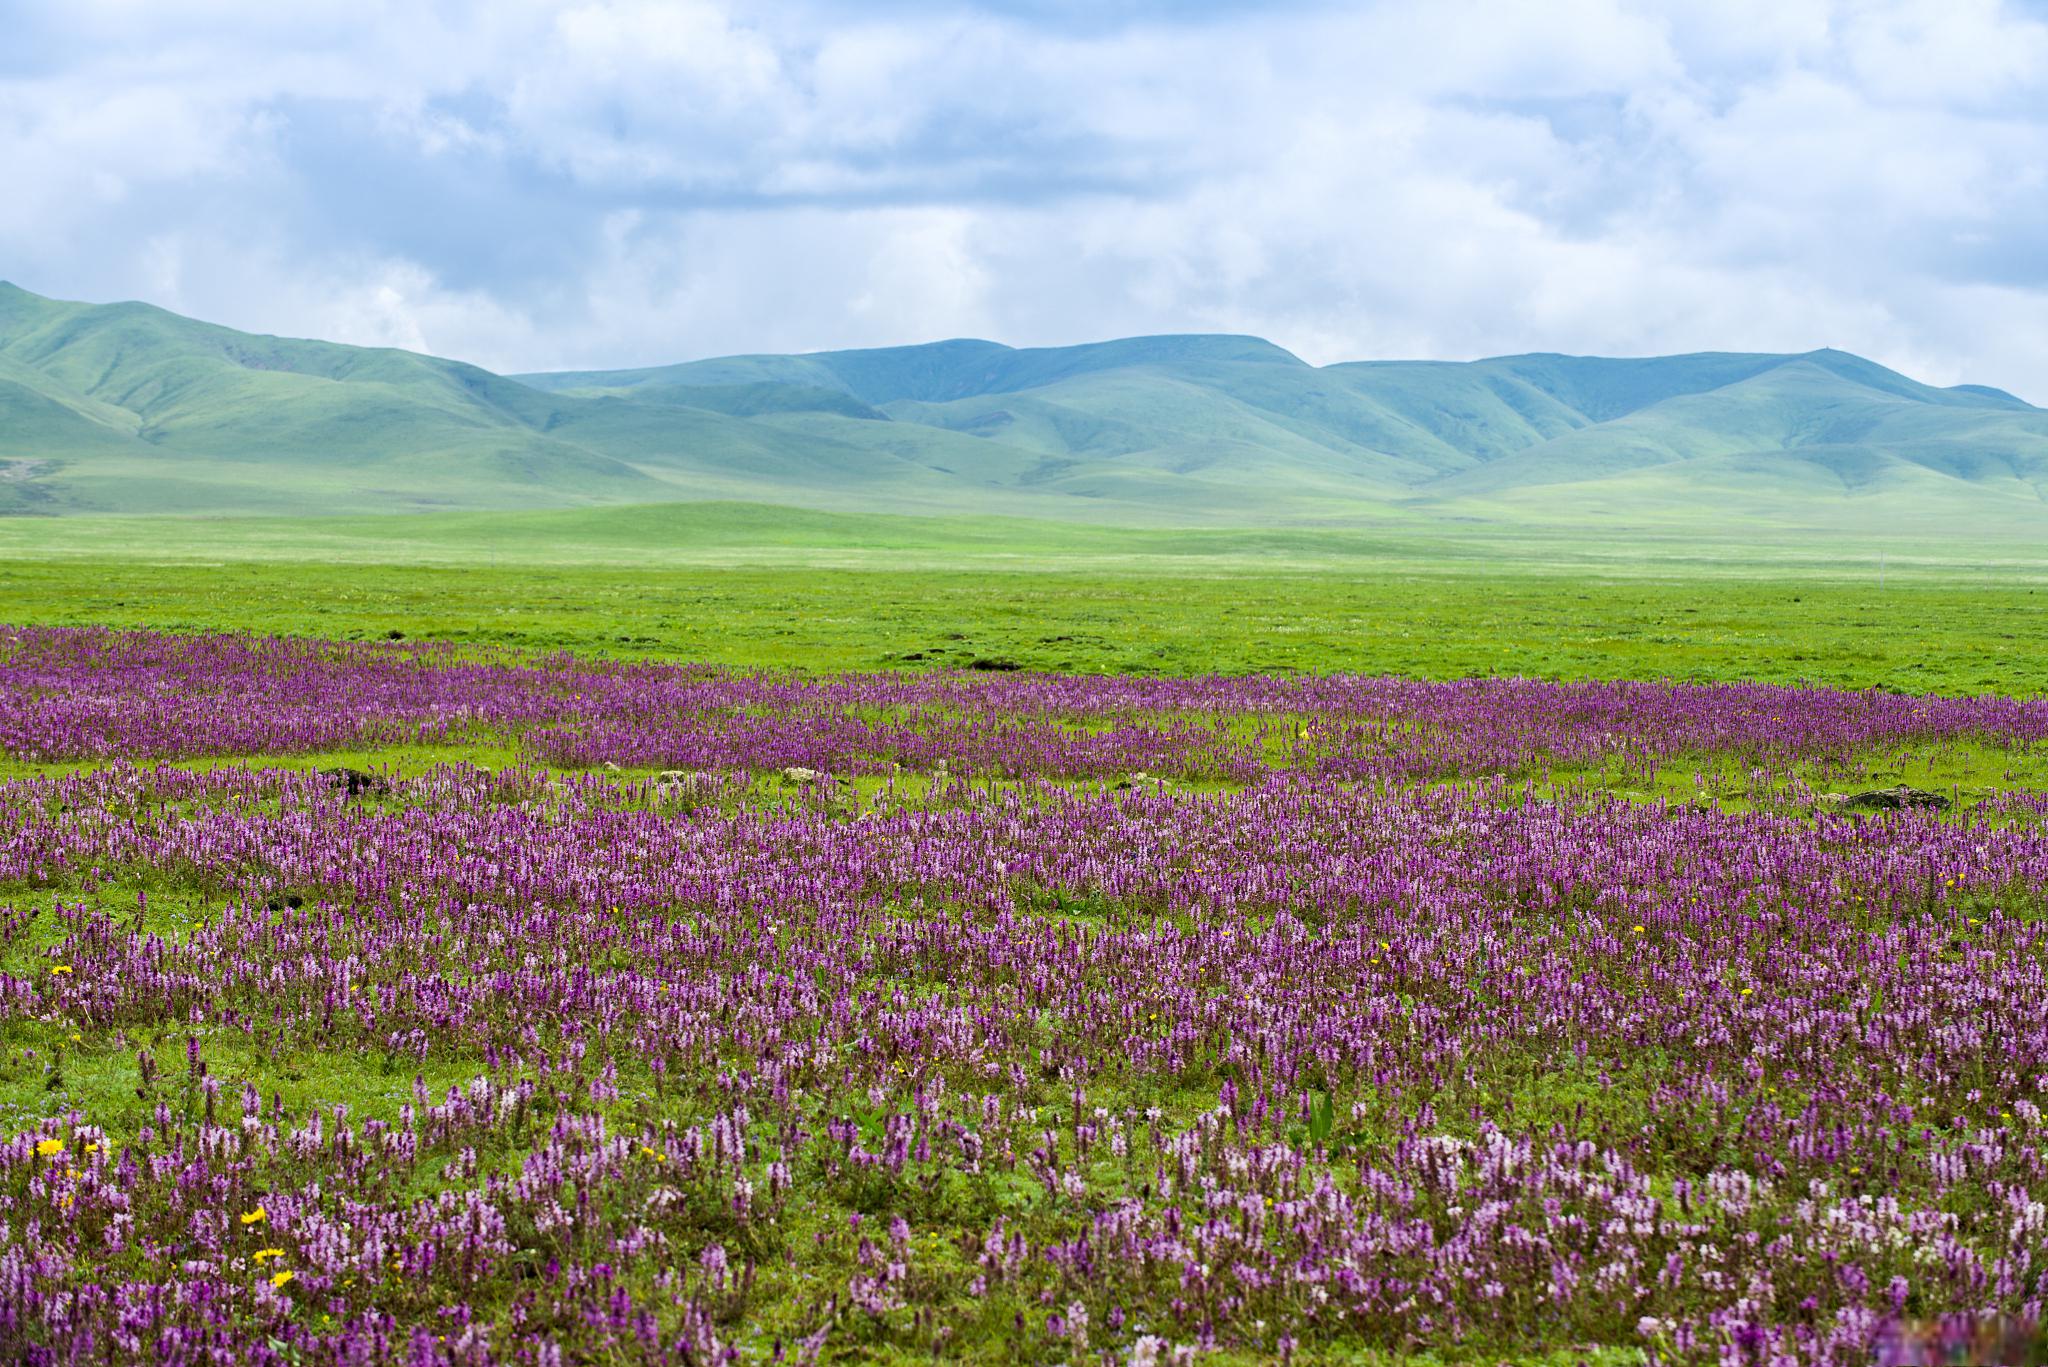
<box><xmin>0</xmin><ymin>628</ymin><xmax>2044</xmax><ymax>1364</ymax></box>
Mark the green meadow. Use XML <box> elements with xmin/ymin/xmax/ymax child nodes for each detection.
<box><xmin>0</xmin><ymin>502</ymin><xmax>2042</xmax><ymax>694</ymax></box>
<box><xmin>2</xmin><ymin>503</ymin><xmax>2045</xmax><ymax>1364</ymax></box>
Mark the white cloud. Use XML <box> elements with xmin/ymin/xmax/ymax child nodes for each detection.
<box><xmin>2</xmin><ymin>0</ymin><xmax>2045</xmax><ymax>400</ymax></box>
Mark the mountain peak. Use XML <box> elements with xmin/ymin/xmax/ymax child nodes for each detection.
<box><xmin>1949</xmin><ymin>382</ymin><xmax>2033</xmax><ymax>409</ymax></box>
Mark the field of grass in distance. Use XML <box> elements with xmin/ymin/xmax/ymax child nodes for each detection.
<box><xmin>5</xmin><ymin>499</ymin><xmax>2048</xmax><ymax>573</ymax></box>
<box><xmin>0</xmin><ymin>555</ymin><xmax>2041</xmax><ymax>697</ymax></box>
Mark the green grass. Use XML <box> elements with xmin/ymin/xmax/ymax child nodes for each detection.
<box><xmin>0</xmin><ymin>536</ymin><xmax>2041</xmax><ymax>693</ymax></box>
<box><xmin>4</xmin><ymin>497</ymin><xmax>2043</xmax><ymax>573</ymax></box>
<box><xmin>1566</xmin><ymin>740</ymin><xmax>2048</xmax><ymax>815</ymax></box>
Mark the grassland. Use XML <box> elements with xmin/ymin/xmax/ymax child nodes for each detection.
<box><xmin>3</xmin><ymin>511</ymin><xmax>2046</xmax><ymax>1361</ymax></box>
<box><xmin>0</xmin><ymin>503</ymin><xmax>2041</xmax><ymax>694</ymax></box>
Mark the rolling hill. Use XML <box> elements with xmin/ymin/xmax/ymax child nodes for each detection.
<box><xmin>1</xmin><ymin>280</ymin><xmax>2043</xmax><ymax>539</ymax></box>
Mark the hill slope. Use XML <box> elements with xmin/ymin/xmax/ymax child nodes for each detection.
<box><xmin>1</xmin><ymin>282</ymin><xmax>2042</xmax><ymax>535</ymax></box>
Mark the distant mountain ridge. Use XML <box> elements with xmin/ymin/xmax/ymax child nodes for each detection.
<box><xmin>1</xmin><ymin>281</ymin><xmax>2042</xmax><ymax>534</ymax></box>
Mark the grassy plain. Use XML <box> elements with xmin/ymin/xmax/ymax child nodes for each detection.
<box><xmin>0</xmin><ymin>502</ymin><xmax>2043</xmax><ymax>693</ymax></box>
<box><xmin>2</xmin><ymin>508</ymin><xmax>2046</xmax><ymax>1361</ymax></box>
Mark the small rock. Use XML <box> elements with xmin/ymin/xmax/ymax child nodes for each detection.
<box><xmin>1844</xmin><ymin>785</ymin><xmax>1950</xmax><ymax>812</ymax></box>
<box><xmin>652</xmin><ymin>770</ymin><xmax>721</xmax><ymax>798</ymax></box>
<box><xmin>781</xmin><ymin>766</ymin><xmax>826</xmax><ymax>785</ymax></box>
<box><xmin>316</xmin><ymin>767</ymin><xmax>390</xmax><ymax>799</ymax></box>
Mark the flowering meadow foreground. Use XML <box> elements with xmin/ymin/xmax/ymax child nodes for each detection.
<box><xmin>2</xmin><ymin>628</ymin><xmax>2047</xmax><ymax>1366</ymax></box>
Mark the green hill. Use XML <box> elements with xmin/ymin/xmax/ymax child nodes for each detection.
<box><xmin>1</xmin><ymin>281</ymin><xmax>2042</xmax><ymax>539</ymax></box>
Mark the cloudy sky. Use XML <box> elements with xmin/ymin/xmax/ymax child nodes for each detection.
<box><xmin>4</xmin><ymin>0</ymin><xmax>2045</xmax><ymax>395</ymax></box>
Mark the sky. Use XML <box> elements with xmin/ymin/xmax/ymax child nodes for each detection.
<box><xmin>3</xmin><ymin>0</ymin><xmax>2046</xmax><ymax>397</ymax></box>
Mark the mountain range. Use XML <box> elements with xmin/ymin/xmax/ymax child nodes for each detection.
<box><xmin>2</xmin><ymin>281</ymin><xmax>2043</xmax><ymax>537</ymax></box>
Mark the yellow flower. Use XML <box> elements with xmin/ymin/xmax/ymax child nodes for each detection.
<box><xmin>34</xmin><ymin>1138</ymin><xmax>64</xmax><ymax>1159</ymax></box>
<box><xmin>84</xmin><ymin>1143</ymin><xmax>99</xmax><ymax>1155</ymax></box>
<box><xmin>1740</xmin><ymin>987</ymin><xmax>1754</xmax><ymax>996</ymax></box>
<box><xmin>68</xmin><ymin>1033</ymin><xmax>82</xmax><ymax>1043</ymax></box>
<box><xmin>1631</xmin><ymin>925</ymin><xmax>1645</xmax><ymax>934</ymax></box>
<box><xmin>49</xmin><ymin>965</ymin><xmax>72</xmax><ymax>976</ymax></box>
<box><xmin>240</xmin><ymin>1206</ymin><xmax>266</xmax><ymax>1226</ymax></box>
<box><xmin>639</xmin><ymin>1145</ymin><xmax>665</xmax><ymax>1162</ymax></box>
<box><xmin>270</xmin><ymin>1270</ymin><xmax>295</xmax><ymax>1289</ymax></box>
